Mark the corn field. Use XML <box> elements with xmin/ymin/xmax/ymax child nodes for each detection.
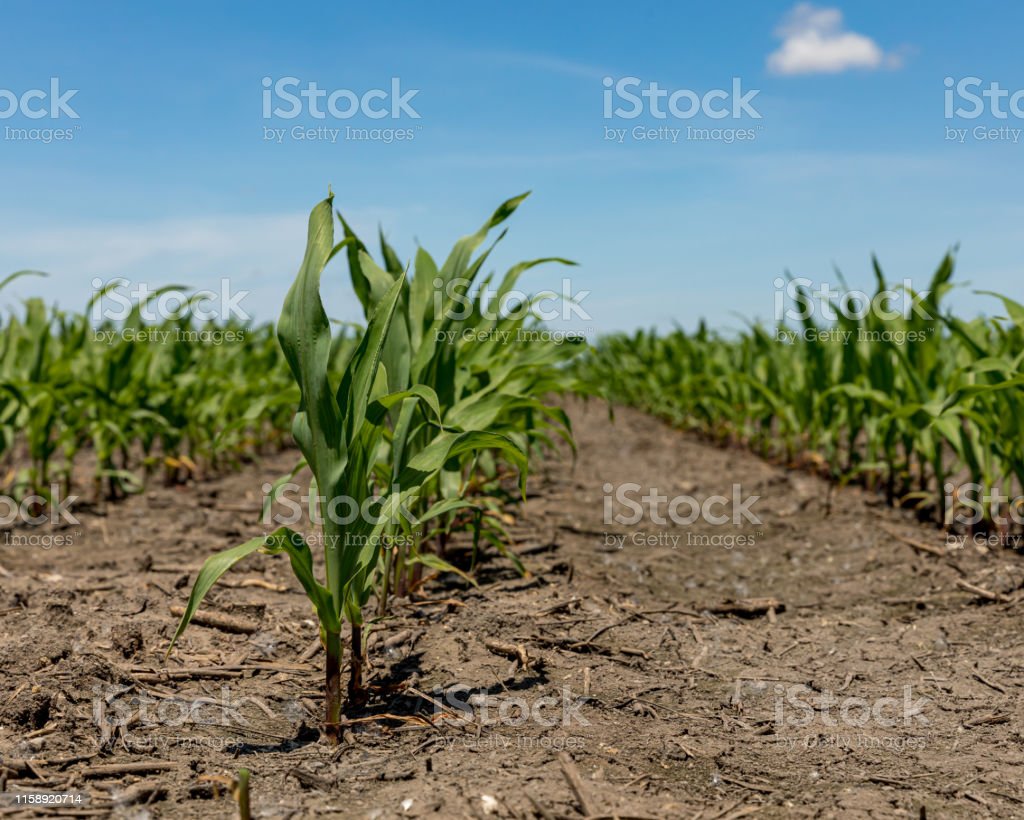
<box><xmin>578</xmin><ymin>255</ymin><xmax>1024</xmax><ymax>537</ymax></box>
<box><xmin>0</xmin><ymin>270</ymin><xmax>308</xmax><ymax>504</ymax></box>
<box><xmin>7</xmin><ymin>6</ymin><xmax>1024</xmax><ymax>816</ymax></box>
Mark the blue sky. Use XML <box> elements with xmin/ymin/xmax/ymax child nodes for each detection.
<box><xmin>1</xmin><ymin>0</ymin><xmax>1023</xmax><ymax>335</ymax></box>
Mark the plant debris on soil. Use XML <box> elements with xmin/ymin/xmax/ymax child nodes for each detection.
<box><xmin>2</xmin><ymin>399</ymin><xmax>1024</xmax><ymax>818</ymax></box>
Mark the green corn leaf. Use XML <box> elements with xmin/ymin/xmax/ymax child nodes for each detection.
<box><xmin>408</xmin><ymin>552</ymin><xmax>478</xmax><ymax>587</ymax></box>
<box><xmin>0</xmin><ymin>270</ymin><xmax>49</xmax><ymax>291</ymax></box>
<box><xmin>169</xmin><ymin>527</ymin><xmax>302</xmax><ymax>654</ymax></box>
<box><xmin>336</xmin><ymin>274</ymin><xmax>405</xmax><ymax>447</ymax></box>
<box><xmin>413</xmin><ymin>497</ymin><xmax>479</xmax><ymax>526</ymax></box>
<box><xmin>277</xmin><ymin>193</ymin><xmax>347</xmax><ymax>495</ymax></box>
<box><xmin>977</xmin><ymin>290</ymin><xmax>1024</xmax><ymax>327</ymax></box>
<box><xmin>365</xmin><ymin>385</ymin><xmax>442</xmax><ymax>428</ymax></box>
<box><xmin>262</xmin><ymin>529</ymin><xmax>339</xmax><ymax>633</ymax></box>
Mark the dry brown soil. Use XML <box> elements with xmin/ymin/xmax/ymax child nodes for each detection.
<box><xmin>2</xmin><ymin>399</ymin><xmax>1023</xmax><ymax>818</ymax></box>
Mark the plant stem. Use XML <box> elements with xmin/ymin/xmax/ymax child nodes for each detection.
<box><xmin>324</xmin><ymin>629</ymin><xmax>343</xmax><ymax>744</ymax></box>
<box><xmin>408</xmin><ymin>529</ymin><xmax>423</xmax><ymax>592</ymax></box>
<box><xmin>347</xmin><ymin>622</ymin><xmax>365</xmax><ymax>708</ymax></box>
<box><xmin>395</xmin><ymin>540</ymin><xmax>407</xmax><ymax>597</ymax></box>
<box><xmin>235</xmin><ymin>769</ymin><xmax>251</xmax><ymax>820</ymax></box>
<box><xmin>378</xmin><ymin>546</ymin><xmax>392</xmax><ymax>617</ymax></box>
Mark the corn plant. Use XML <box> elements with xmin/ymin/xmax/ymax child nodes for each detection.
<box><xmin>337</xmin><ymin>193</ymin><xmax>582</xmax><ymax>597</ymax></box>
<box><xmin>170</xmin><ymin>193</ymin><xmax>527</xmax><ymax>741</ymax></box>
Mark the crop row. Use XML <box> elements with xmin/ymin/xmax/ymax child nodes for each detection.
<box><xmin>578</xmin><ymin>256</ymin><xmax>1024</xmax><ymax>537</ymax></box>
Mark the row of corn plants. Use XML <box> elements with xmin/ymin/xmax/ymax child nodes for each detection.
<box><xmin>171</xmin><ymin>192</ymin><xmax>585</xmax><ymax>741</ymax></box>
<box><xmin>577</xmin><ymin>254</ymin><xmax>1024</xmax><ymax>538</ymax></box>
<box><xmin>0</xmin><ymin>273</ymin><xmax>341</xmax><ymax>507</ymax></box>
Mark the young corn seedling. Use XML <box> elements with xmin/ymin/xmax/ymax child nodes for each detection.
<box><xmin>169</xmin><ymin>192</ymin><xmax>526</xmax><ymax>742</ymax></box>
<box><xmin>338</xmin><ymin>194</ymin><xmax>580</xmax><ymax>594</ymax></box>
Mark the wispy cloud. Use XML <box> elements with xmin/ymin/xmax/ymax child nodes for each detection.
<box><xmin>0</xmin><ymin>213</ymin><xmax>304</xmax><ymax>280</ymax></box>
<box><xmin>474</xmin><ymin>50</ymin><xmax>610</xmax><ymax>81</ymax></box>
<box><xmin>767</xmin><ymin>4</ymin><xmax>902</xmax><ymax>75</ymax></box>
<box><xmin>0</xmin><ymin>206</ymin><xmax>407</xmax><ymax>320</ymax></box>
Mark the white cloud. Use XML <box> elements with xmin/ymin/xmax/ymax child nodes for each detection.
<box><xmin>767</xmin><ymin>4</ymin><xmax>899</xmax><ymax>75</ymax></box>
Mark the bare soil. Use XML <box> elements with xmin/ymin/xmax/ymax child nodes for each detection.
<box><xmin>2</xmin><ymin>400</ymin><xmax>1023</xmax><ymax>818</ymax></box>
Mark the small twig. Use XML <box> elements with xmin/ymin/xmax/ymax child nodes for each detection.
<box><xmin>973</xmin><ymin>668</ymin><xmax>1007</xmax><ymax>694</ymax></box>
<box><xmin>483</xmin><ymin>638</ymin><xmax>531</xmax><ymax>670</ymax></box>
<box><xmin>963</xmin><ymin>712</ymin><xmax>1010</xmax><ymax>728</ymax></box>
<box><xmin>299</xmin><ymin>637</ymin><xmax>322</xmax><ymax>662</ymax></box>
<box><xmin>558</xmin><ymin>752</ymin><xmax>600</xmax><ymax>817</ymax></box>
<box><xmin>82</xmin><ymin>761</ymin><xmax>179</xmax><ymax>778</ymax></box>
<box><xmin>705</xmin><ymin>598</ymin><xmax>784</xmax><ymax>618</ymax></box>
<box><xmin>638</xmin><ymin>606</ymin><xmax>701</xmax><ymax>618</ymax></box>
<box><xmin>955</xmin><ymin>579</ymin><xmax>1009</xmax><ymax>603</ymax></box>
<box><xmin>286</xmin><ymin>766</ymin><xmax>334</xmax><ymax>791</ymax></box>
<box><xmin>395</xmin><ymin>598</ymin><xmax>465</xmax><ymax>608</ymax></box>
<box><xmin>587</xmin><ymin>613</ymin><xmax>639</xmax><ymax>644</ymax></box>
<box><xmin>383</xmin><ymin>629</ymin><xmax>413</xmax><ymax>649</ymax></box>
<box><xmin>169</xmin><ymin>605</ymin><xmax>259</xmax><ymax>634</ymax></box>
<box><xmin>221</xmin><ymin>578</ymin><xmax>289</xmax><ymax>592</ymax></box>
<box><xmin>719</xmin><ymin>774</ymin><xmax>775</xmax><ymax>794</ymax></box>
<box><xmin>525</xmin><ymin>792</ymin><xmax>556</xmax><ymax>820</ymax></box>
<box><xmin>133</xmin><ymin>667</ymin><xmax>245</xmax><ymax>683</ymax></box>
<box><xmin>881</xmin><ymin>525</ymin><xmax>946</xmax><ymax>557</ymax></box>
